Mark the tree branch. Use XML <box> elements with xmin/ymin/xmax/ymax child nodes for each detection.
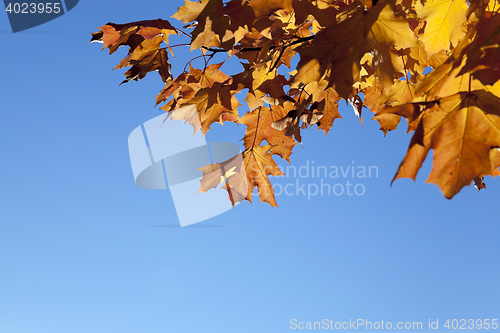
<box><xmin>201</xmin><ymin>35</ymin><xmax>315</xmax><ymax>54</ymax></box>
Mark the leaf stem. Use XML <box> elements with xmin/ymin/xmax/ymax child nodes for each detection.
<box><xmin>401</xmin><ymin>52</ymin><xmax>410</xmax><ymax>82</ymax></box>
<box><xmin>183</xmin><ymin>54</ymin><xmax>205</xmax><ymax>72</ymax></box>
<box><xmin>251</xmin><ymin>106</ymin><xmax>262</xmax><ymax>149</ymax></box>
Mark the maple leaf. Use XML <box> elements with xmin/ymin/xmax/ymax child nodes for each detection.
<box><xmin>415</xmin><ymin>0</ymin><xmax>469</xmax><ymax>57</ymax></box>
<box><xmin>413</xmin><ymin>34</ymin><xmax>482</xmax><ymax>100</ymax></box>
<box><xmin>158</xmin><ymin>72</ymin><xmax>200</xmax><ymax>111</ymax></box>
<box><xmin>155</xmin><ymin>73</ymin><xmax>191</xmax><ymax>106</ymax></box>
<box><xmin>90</xmin><ymin>25</ymin><xmax>142</xmax><ymax>55</ymax></box>
<box><xmin>91</xmin><ymin>19</ymin><xmax>177</xmax><ymax>55</ymax></box>
<box><xmin>198</xmin><ymin>163</ymin><xmax>224</xmax><ymax>192</ymax></box>
<box><xmin>384</xmin><ymin>90</ymin><xmax>500</xmax><ymax>198</ymax></box>
<box><xmin>199</xmin><ymin>146</ymin><xmax>283</xmax><ymax>207</ymax></box>
<box><xmin>114</xmin><ymin>35</ymin><xmax>172</xmax><ymax>84</ymax></box>
<box><xmin>240</xmin><ymin>106</ymin><xmax>298</xmax><ymax>161</ymax></box>
<box><xmin>193</xmin><ymin>63</ymin><xmax>231</xmax><ymax>88</ymax></box>
<box><xmin>243</xmin><ymin>145</ymin><xmax>285</xmax><ymax>206</ymax></box>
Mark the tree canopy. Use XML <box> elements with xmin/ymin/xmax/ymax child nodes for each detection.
<box><xmin>91</xmin><ymin>0</ymin><xmax>500</xmax><ymax>206</ymax></box>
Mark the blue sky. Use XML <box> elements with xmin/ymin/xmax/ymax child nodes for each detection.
<box><xmin>1</xmin><ymin>1</ymin><xmax>499</xmax><ymax>332</ymax></box>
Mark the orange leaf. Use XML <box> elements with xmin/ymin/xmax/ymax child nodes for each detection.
<box><xmin>243</xmin><ymin>145</ymin><xmax>284</xmax><ymax>206</ymax></box>
<box><xmin>114</xmin><ymin>36</ymin><xmax>172</xmax><ymax>84</ymax></box>
<box><xmin>240</xmin><ymin>106</ymin><xmax>298</xmax><ymax>161</ymax></box>
<box><xmin>392</xmin><ymin>91</ymin><xmax>500</xmax><ymax>198</ymax></box>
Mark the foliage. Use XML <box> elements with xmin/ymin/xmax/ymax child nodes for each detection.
<box><xmin>91</xmin><ymin>0</ymin><xmax>500</xmax><ymax>206</ymax></box>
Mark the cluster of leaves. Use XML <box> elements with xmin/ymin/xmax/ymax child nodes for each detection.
<box><xmin>91</xmin><ymin>0</ymin><xmax>500</xmax><ymax>206</ymax></box>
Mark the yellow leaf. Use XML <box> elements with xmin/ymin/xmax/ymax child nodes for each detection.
<box><xmin>415</xmin><ymin>0</ymin><xmax>469</xmax><ymax>57</ymax></box>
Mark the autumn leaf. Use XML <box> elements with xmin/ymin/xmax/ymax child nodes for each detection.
<box><xmin>90</xmin><ymin>25</ymin><xmax>141</xmax><ymax>55</ymax></box>
<box><xmin>243</xmin><ymin>145</ymin><xmax>284</xmax><ymax>206</ymax></box>
<box><xmin>385</xmin><ymin>90</ymin><xmax>500</xmax><ymax>198</ymax></box>
<box><xmin>199</xmin><ymin>146</ymin><xmax>283</xmax><ymax>207</ymax></box>
<box><xmin>91</xmin><ymin>19</ymin><xmax>177</xmax><ymax>55</ymax></box>
<box><xmin>114</xmin><ymin>35</ymin><xmax>172</xmax><ymax>84</ymax></box>
<box><xmin>415</xmin><ymin>0</ymin><xmax>469</xmax><ymax>57</ymax></box>
<box><xmin>413</xmin><ymin>35</ymin><xmax>479</xmax><ymax>100</ymax></box>
<box><xmin>240</xmin><ymin>106</ymin><xmax>298</xmax><ymax>161</ymax></box>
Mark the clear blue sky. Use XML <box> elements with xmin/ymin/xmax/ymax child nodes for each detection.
<box><xmin>1</xmin><ymin>1</ymin><xmax>499</xmax><ymax>332</ymax></box>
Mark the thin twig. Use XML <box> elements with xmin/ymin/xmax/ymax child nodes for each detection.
<box><xmin>169</xmin><ymin>43</ymin><xmax>192</xmax><ymax>48</ymax></box>
<box><xmin>201</xmin><ymin>35</ymin><xmax>315</xmax><ymax>54</ymax></box>
<box><xmin>183</xmin><ymin>54</ymin><xmax>205</xmax><ymax>72</ymax></box>
<box><xmin>174</xmin><ymin>28</ymin><xmax>192</xmax><ymax>38</ymax></box>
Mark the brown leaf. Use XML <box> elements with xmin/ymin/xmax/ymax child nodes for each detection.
<box><xmin>114</xmin><ymin>36</ymin><xmax>172</xmax><ymax>84</ymax></box>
